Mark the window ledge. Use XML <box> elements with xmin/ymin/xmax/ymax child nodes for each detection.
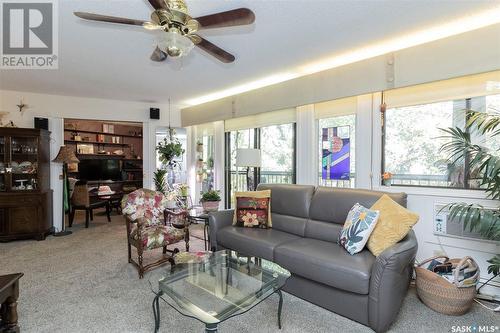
<box><xmin>373</xmin><ymin>185</ymin><xmax>491</xmax><ymax>200</ymax></box>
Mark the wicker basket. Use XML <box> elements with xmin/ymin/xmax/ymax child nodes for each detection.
<box><xmin>415</xmin><ymin>256</ymin><xmax>478</xmax><ymax>315</ymax></box>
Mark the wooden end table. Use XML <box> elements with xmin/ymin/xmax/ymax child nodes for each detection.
<box><xmin>0</xmin><ymin>273</ymin><xmax>23</xmax><ymax>333</ymax></box>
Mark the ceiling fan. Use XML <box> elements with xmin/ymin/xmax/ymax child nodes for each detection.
<box><xmin>74</xmin><ymin>0</ymin><xmax>255</xmax><ymax>63</ymax></box>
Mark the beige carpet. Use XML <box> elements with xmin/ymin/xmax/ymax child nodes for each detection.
<box><xmin>0</xmin><ymin>211</ymin><xmax>498</xmax><ymax>332</ymax></box>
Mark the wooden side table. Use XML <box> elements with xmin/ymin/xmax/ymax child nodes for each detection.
<box><xmin>0</xmin><ymin>273</ymin><xmax>23</xmax><ymax>333</ymax></box>
<box><xmin>164</xmin><ymin>209</ymin><xmax>190</xmax><ymax>252</ymax></box>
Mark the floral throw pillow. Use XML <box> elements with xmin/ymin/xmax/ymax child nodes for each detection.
<box><xmin>233</xmin><ymin>190</ymin><xmax>272</xmax><ymax>228</ymax></box>
<box><xmin>338</xmin><ymin>203</ymin><xmax>380</xmax><ymax>255</ymax></box>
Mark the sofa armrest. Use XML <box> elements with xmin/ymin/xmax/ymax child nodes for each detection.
<box><xmin>368</xmin><ymin>230</ymin><xmax>418</xmax><ymax>332</ymax></box>
<box><xmin>208</xmin><ymin>209</ymin><xmax>234</xmax><ymax>250</ymax></box>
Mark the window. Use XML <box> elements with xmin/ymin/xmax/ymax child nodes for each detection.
<box><xmin>260</xmin><ymin>123</ymin><xmax>295</xmax><ymax>185</ymax></box>
<box><xmin>197</xmin><ymin>134</ymin><xmax>215</xmax><ymax>193</ymax></box>
<box><xmin>226</xmin><ymin>129</ymin><xmax>256</xmax><ymax>208</ymax></box>
<box><xmin>318</xmin><ymin>115</ymin><xmax>356</xmax><ymax>188</ymax></box>
<box><xmin>383</xmin><ymin>93</ymin><xmax>500</xmax><ymax>188</ymax></box>
<box><xmin>225</xmin><ymin>124</ymin><xmax>296</xmax><ymax>208</ymax></box>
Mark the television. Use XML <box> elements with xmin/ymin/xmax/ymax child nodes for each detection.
<box><xmin>78</xmin><ymin>159</ymin><xmax>121</xmax><ymax>181</ymax></box>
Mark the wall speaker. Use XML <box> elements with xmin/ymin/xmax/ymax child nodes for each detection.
<box><xmin>34</xmin><ymin>117</ymin><xmax>49</xmax><ymax>130</ymax></box>
<box><xmin>150</xmin><ymin>108</ymin><xmax>160</xmax><ymax>120</ymax></box>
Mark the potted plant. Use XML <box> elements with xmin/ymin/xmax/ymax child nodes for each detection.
<box><xmin>382</xmin><ymin>172</ymin><xmax>393</xmax><ymax>186</ymax></box>
<box><xmin>200</xmin><ymin>190</ymin><xmax>221</xmax><ymax>212</ymax></box>
<box><xmin>156</xmin><ymin>136</ymin><xmax>184</xmax><ymax>167</ymax></box>
<box><xmin>178</xmin><ymin>184</ymin><xmax>189</xmax><ymax>197</ymax></box>
<box><xmin>440</xmin><ymin>109</ymin><xmax>500</xmax><ymax>278</ymax></box>
<box><xmin>196</xmin><ymin>158</ymin><xmax>204</xmax><ymax>169</ymax></box>
<box><xmin>196</xmin><ymin>141</ymin><xmax>204</xmax><ymax>153</ymax></box>
<box><xmin>156</xmin><ymin>128</ymin><xmax>185</xmax><ymax>185</ymax></box>
<box><xmin>153</xmin><ymin>169</ymin><xmax>167</xmax><ymax>195</ymax></box>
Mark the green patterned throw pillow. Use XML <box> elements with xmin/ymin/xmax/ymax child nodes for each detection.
<box><xmin>339</xmin><ymin>203</ymin><xmax>380</xmax><ymax>255</ymax></box>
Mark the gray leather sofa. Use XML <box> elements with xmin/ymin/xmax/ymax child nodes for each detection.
<box><xmin>209</xmin><ymin>184</ymin><xmax>418</xmax><ymax>332</ymax></box>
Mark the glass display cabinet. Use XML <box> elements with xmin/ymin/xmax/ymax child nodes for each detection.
<box><xmin>0</xmin><ymin>128</ymin><xmax>52</xmax><ymax>241</ymax></box>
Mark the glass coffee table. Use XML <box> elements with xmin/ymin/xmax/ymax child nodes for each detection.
<box><xmin>151</xmin><ymin>250</ymin><xmax>291</xmax><ymax>333</ymax></box>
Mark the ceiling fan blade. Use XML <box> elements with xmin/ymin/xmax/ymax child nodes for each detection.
<box><xmin>195</xmin><ymin>8</ymin><xmax>255</xmax><ymax>29</ymax></box>
<box><xmin>74</xmin><ymin>12</ymin><xmax>146</xmax><ymax>26</ymax></box>
<box><xmin>151</xmin><ymin>47</ymin><xmax>168</xmax><ymax>62</ymax></box>
<box><xmin>194</xmin><ymin>36</ymin><xmax>235</xmax><ymax>63</ymax></box>
<box><xmin>148</xmin><ymin>0</ymin><xmax>167</xmax><ymax>10</ymax></box>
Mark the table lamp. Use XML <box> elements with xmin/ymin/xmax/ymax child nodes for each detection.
<box><xmin>236</xmin><ymin>148</ymin><xmax>261</xmax><ymax>191</ymax></box>
<box><xmin>53</xmin><ymin>145</ymin><xmax>80</xmax><ymax>237</ymax></box>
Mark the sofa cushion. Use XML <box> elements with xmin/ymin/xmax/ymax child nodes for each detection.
<box><xmin>274</xmin><ymin>238</ymin><xmax>376</xmax><ymax>294</ymax></box>
<box><xmin>309</xmin><ymin>187</ymin><xmax>407</xmax><ymax>224</ymax></box>
<box><xmin>271</xmin><ymin>213</ymin><xmax>308</xmax><ymax>237</ymax></box>
<box><xmin>216</xmin><ymin>226</ymin><xmax>300</xmax><ymax>261</ymax></box>
<box><xmin>305</xmin><ymin>219</ymin><xmax>343</xmax><ymax>242</ymax></box>
<box><xmin>257</xmin><ymin>184</ymin><xmax>315</xmax><ymax>218</ymax></box>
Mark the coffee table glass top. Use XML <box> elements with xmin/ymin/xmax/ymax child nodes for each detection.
<box><xmin>155</xmin><ymin>250</ymin><xmax>290</xmax><ymax>325</ymax></box>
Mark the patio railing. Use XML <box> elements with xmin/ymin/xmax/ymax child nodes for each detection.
<box><xmin>230</xmin><ymin>170</ymin><xmax>293</xmax><ymax>191</ymax></box>
<box><xmin>230</xmin><ymin>171</ymin><xmax>457</xmax><ymax>189</ymax></box>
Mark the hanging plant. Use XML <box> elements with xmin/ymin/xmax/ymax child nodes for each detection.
<box><xmin>156</xmin><ymin>128</ymin><xmax>185</xmax><ymax>168</ymax></box>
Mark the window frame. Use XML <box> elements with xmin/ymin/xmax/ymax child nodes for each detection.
<box><xmin>380</xmin><ymin>94</ymin><xmax>496</xmax><ymax>190</ymax></box>
<box><xmin>224</xmin><ymin>123</ymin><xmax>297</xmax><ymax>208</ymax></box>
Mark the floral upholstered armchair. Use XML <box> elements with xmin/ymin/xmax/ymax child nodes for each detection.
<box><xmin>121</xmin><ymin>189</ymin><xmax>185</xmax><ymax>278</ymax></box>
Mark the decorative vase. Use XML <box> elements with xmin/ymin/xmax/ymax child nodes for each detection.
<box><xmin>383</xmin><ymin>179</ymin><xmax>392</xmax><ymax>186</ymax></box>
<box><xmin>202</xmin><ymin>200</ymin><xmax>220</xmax><ymax>213</ymax></box>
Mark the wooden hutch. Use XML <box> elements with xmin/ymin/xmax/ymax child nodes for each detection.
<box><xmin>0</xmin><ymin>128</ymin><xmax>53</xmax><ymax>241</ymax></box>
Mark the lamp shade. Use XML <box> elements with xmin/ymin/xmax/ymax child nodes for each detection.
<box><xmin>236</xmin><ymin>148</ymin><xmax>261</xmax><ymax>167</ymax></box>
<box><xmin>53</xmin><ymin>145</ymin><xmax>80</xmax><ymax>164</ymax></box>
<box><xmin>157</xmin><ymin>31</ymin><xmax>194</xmax><ymax>58</ymax></box>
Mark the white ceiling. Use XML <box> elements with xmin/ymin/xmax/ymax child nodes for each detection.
<box><xmin>0</xmin><ymin>0</ymin><xmax>498</xmax><ymax>107</ymax></box>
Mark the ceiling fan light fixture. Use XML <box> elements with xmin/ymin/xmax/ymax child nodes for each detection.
<box><xmin>157</xmin><ymin>31</ymin><xmax>194</xmax><ymax>58</ymax></box>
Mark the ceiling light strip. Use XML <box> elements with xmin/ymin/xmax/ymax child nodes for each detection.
<box><xmin>184</xmin><ymin>6</ymin><xmax>500</xmax><ymax>106</ymax></box>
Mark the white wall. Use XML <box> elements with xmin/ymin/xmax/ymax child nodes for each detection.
<box><xmin>0</xmin><ymin>89</ymin><xmax>181</xmax><ymax>231</ymax></box>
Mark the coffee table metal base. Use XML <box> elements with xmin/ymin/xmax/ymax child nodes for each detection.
<box><xmin>152</xmin><ymin>289</ymin><xmax>284</xmax><ymax>333</ymax></box>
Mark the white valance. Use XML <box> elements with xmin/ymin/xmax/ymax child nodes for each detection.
<box><xmin>314</xmin><ymin>96</ymin><xmax>358</xmax><ymax>119</ymax></box>
<box><xmin>384</xmin><ymin>70</ymin><xmax>500</xmax><ymax>108</ymax></box>
<box><xmin>195</xmin><ymin>122</ymin><xmax>215</xmax><ymax>137</ymax></box>
<box><xmin>224</xmin><ymin>108</ymin><xmax>296</xmax><ymax>132</ymax></box>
